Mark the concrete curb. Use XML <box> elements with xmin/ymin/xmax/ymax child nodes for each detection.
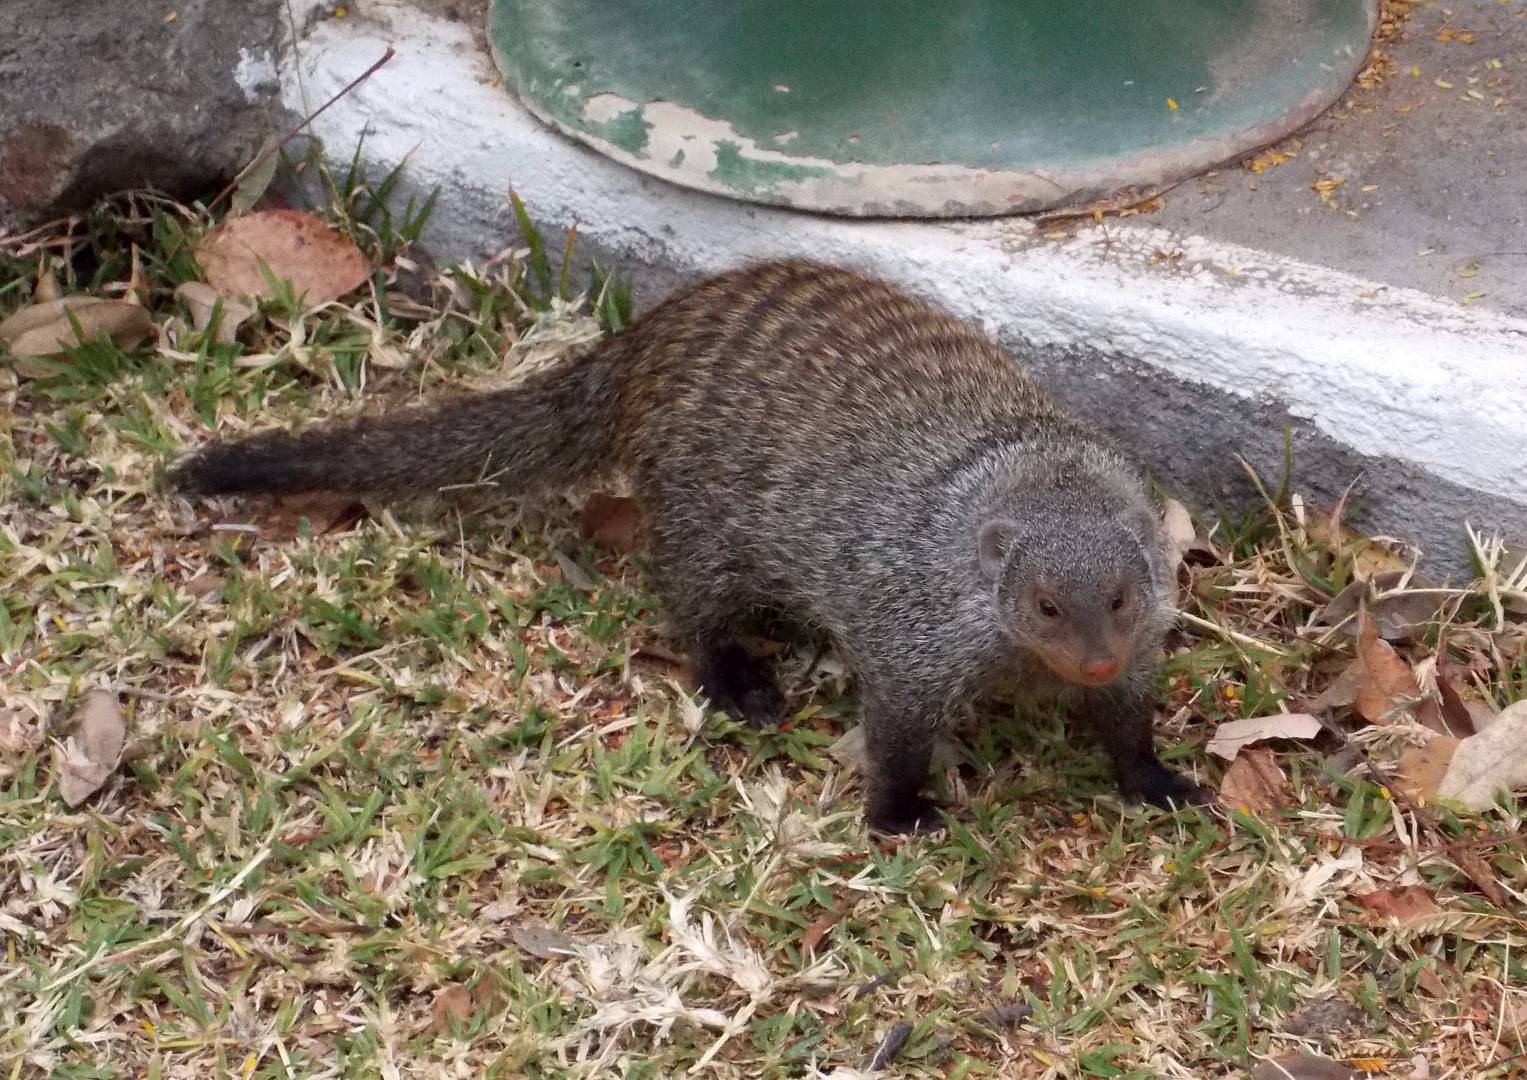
<box><xmin>282</xmin><ymin>2</ymin><xmax>1527</xmax><ymax>572</ymax></box>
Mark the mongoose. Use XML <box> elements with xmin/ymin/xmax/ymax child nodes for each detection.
<box><xmin>170</xmin><ymin>259</ymin><xmax>1208</xmax><ymax>833</ymax></box>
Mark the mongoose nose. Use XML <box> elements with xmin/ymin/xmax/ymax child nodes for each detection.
<box><xmin>1081</xmin><ymin>657</ymin><xmax>1121</xmax><ymax>683</ymax></box>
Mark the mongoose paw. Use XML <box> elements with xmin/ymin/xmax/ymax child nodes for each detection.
<box><xmin>1123</xmin><ymin>765</ymin><xmax>1214</xmax><ymax>810</ymax></box>
<box><xmin>696</xmin><ymin>643</ymin><xmax>785</xmax><ymax>728</ymax></box>
<box><xmin>866</xmin><ymin>794</ymin><xmax>946</xmax><ymax>836</ymax></box>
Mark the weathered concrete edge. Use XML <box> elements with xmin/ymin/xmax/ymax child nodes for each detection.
<box><xmin>279</xmin><ymin>3</ymin><xmax>1527</xmax><ymax>572</ymax></box>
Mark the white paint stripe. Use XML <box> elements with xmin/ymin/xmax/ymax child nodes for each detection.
<box><xmin>283</xmin><ymin>3</ymin><xmax>1527</xmax><ymax>503</ymax></box>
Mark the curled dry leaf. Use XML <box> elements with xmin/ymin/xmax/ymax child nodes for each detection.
<box><xmin>1310</xmin><ymin>659</ymin><xmax>1365</xmax><ymax>712</ymax></box>
<box><xmin>1354</xmin><ymin>609</ymin><xmax>1423</xmax><ymax>726</ymax></box>
<box><xmin>55</xmin><ymin>689</ymin><xmax>127</xmax><ymax>806</ymax></box>
<box><xmin>799</xmin><ymin>898</ymin><xmax>847</xmax><ymax>954</ymax></box>
<box><xmin>175</xmin><ymin>282</ymin><xmax>257</xmax><ymax>345</ymax></box>
<box><xmin>34</xmin><ymin>258</ymin><xmax>62</xmax><ymax>303</ymax></box>
<box><xmin>196</xmin><ymin>209</ymin><xmax>370</xmax><ymax>307</ymax></box>
<box><xmin>579</xmin><ymin>493</ymin><xmax>647</xmax><ymax>555</ymax></box>
<box><xmin>1435</xmin><ymin>699</ymin><xmax>1527</xmax><ymax>810</ymax></box>
<box><xmin>1434</xmin><ymin>673</ymin><xmax>1481</xmax><ymax>738</ymax></box>
<box><xmin>0</xmin><ymin>296</ymin><xmax>154</xmax><ymax>374</ymax></box>
<box><xmin>1161</xmin><ymin>498</ymin><xmax>1196</xmax><ymax>564</ymax></box>
<box><xmin>1218</xmin><ymin>748</ymin><xmax>1292</xmax><ymax>813</ymax></box>
<box><xmin>510</xmin><ymin>923</ymin><xmax>581</xmax><ymax>959</ymax></box>
<box><xmin>1160</xmin><ymin>497</ymin><xmax>1215</xmax><ymax>571</ymax></box>
<box><xmin>1314</xmin><ymin>570</ymin><xmax>1442</xmax><ymax>642</ymax></box>
<box><xmin>261</xmin><ymin>493</ymin><xmax>367</xmax><ymax>541</ymax></box>
<box><xmin>1205</xmin><ymin>712</ymin><xmax>1322</xmax><ymax>761</ymax></box>
<box><xmin>430</xmin><ymin>985</ymin><xmax>474</xmax><ymax>1035</ymax></box>
<box><xmin>231</xmin><ymin>135</ymin><xmax>282</xmax><ymax>215</ymax></box>
<box><xmin>1353</xmin><ymin>884</ymin><xmax>1441</xmax><ymax>926</ymax></box>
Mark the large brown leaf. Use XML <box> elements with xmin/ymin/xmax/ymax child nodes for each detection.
<box><xmin>55</xmin><ymin>690</ymin><xmax>126</xmax><ymax>806</ymax></box>
<box><xmin>1354</xmin><ymin>609</ymin><xmax>1421</xmax><ymax>726</ymax></box>
<box><xmin>1219</xmin><ymin>749</ymin><xmax>1292</xmax><ymax>813</ymax></box>
<box><xmin>1437</xmin><ymin>699</ymin><xmax>1527</xmax><ymax>809</ymax></box>
<box><xmin>196</xmin><ymin>209</ymin><xmax>369</xmax><ymax>307</ymax></box>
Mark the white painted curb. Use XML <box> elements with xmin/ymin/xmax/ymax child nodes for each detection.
<box><xmin>280</xmin><ymin>2</ymin><xmax>1527</xmax><ymax>550</ymax></box>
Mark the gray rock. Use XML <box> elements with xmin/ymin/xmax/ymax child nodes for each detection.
<box><xmin>0</xmin><ymin>0</ymin><xmax>289</xmax><ymax>230</ymax></box>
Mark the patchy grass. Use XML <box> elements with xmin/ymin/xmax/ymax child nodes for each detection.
<box><xmin>2</xmin><ymin>189</ymin><xmax>1525</xmax><ymax>1080</ymax></box>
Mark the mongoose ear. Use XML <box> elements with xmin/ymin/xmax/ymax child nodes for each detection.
<box><xmin>977</xmin><ymin>519</ymin><xmax>1020</xmax><ymax>582</ymax></box>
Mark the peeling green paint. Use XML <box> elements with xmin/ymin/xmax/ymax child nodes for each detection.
<box><xmin>708</xmin><ymin>140</ymin><xmax>834</xmax><ymax>194</ymax></box>
<box><xmin>589</xmin><ymin>106</ymin><xmax>650</xmax><ymax>156</ymax></box>
<box><xmin>490</xmin><ymin>0</ymin><xmax>1377</xmax><ymax>216</ymax></box>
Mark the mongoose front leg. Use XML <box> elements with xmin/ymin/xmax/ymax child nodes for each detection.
<box><xmin>695</xmin><ymin>642</ymin><xmax>785</xmax><ymax>728</ymax></box>
<box><xmin>1081</xmin><ymin>673</ymin><xmax>1210</xmax><ymax>808</ymax></box>
<box><xmin>860</xmin><ymin>688</ymin><xmax>944</xmax><ymax>835</ymax></box>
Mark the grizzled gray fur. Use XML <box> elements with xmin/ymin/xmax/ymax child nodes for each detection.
<box><xmin>171</xmin><ymin>260</ymin><xmax>1208</xmax><ymax>833</ymax></box>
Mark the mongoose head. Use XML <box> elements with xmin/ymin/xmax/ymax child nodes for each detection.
<box><xmin>978</xmin><ymin>511</ymin><xmax>1161</xmax><ymax>687</ymax></box>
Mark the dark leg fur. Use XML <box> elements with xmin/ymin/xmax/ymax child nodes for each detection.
<box><xmin>1081</xmin><ymin>678</ymin><xmax>1211</xmax><ymax>809</ymax></box>
<box><xmin>861</xmin><ymin>691</ymin><xmax>944</xmax><ymax>835</ymax></box>
<box><xmin>695</xmin><ymin>642</ymin><xmax>784</xmax><ymax>727</ymax></box>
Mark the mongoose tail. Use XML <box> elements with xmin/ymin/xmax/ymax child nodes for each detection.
<box><xmin>169</xmin><ymin>348</ymin><xmax>621</xmax><ymax>498</ymax></box>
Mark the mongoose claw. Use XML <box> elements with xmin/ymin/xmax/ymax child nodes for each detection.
<box><xmin>866</xmin><ymin>794</ymin><xmax>946</xmax><ymax>837</ymax></box>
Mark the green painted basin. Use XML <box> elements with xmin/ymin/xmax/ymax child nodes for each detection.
<box><xmin>490</xmin><ymin>0</ymin><xmax>1378</xmax><ymax>217</ymax></box>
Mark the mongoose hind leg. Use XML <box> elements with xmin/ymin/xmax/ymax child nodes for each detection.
<box><xmin>694</xmin><ymin>641</ymin><xmax>785</xmax><ymax>728</ymax></box>
<box><xmin>1081</xmin><ymin>672</ymin><xmax>1212</xmax><ymax>809</ymax></box>
<box><xmin>646</xmin><ymin>533</ymin><xmax>785</xmax><ymax>727</ymax></box>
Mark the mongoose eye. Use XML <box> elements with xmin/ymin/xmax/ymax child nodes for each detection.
<box><xmin>1110</xmin><ymin>590</ymin><xmax>1126</xmax><ymax>611</ymax></box>
<box><xmin>1038</xmin><ymin>598</ymin><xmax>1060</xmax><ymax>618</ymax></box>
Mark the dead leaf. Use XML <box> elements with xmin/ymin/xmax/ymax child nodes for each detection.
<box><xmin>1436</xmin><ymin>699</ymin><xmax>1527</xmax><ymax>809</ymax></box>
<box><xmin>250</xmin><ymin>493</ymin><xmax>367</xmax><ymax>541</ymax></box>
<box><xmin>1354</xmin><ymin>609</ymin><xmax>1421</xmax><ymax>726</ymax></box>
<box><xmin>0</xmin><ymin>707</ymin><xmax>46</xmax><ymax>780</ymax></box>
<box><xmin>552</xmin><ymin>550</ymin><xmax>597</xmax><ymax>591</ymax></box>
<box><xmin>231</xmin><ymin>135</ymin><xmax>282</xmax><ymax>215</ymax></box>
<box><xmin>1205</xmin><ymin>712</ymin><xmax>1322</xmax><ymax>761</ymax></box>
<box><xmin>1414</xmin><ymin>964</ymin><xmax>1449</xmax><ymax>998</ymax></box>
<box><xmin>1353</xmin><ymin>884</ymin><xmax>1441</xmax><ymax>925</ymax></box>
<box><xmin>800</xmin><ymin>899</ymin><xmax>847</xmax><ymax>953</ymax></box>
<box><xmin>1434</xmin><ymin>671</ymin><xmax>1481</xmax><ymax>739</ymax></box>
<box><xmin>0</xmin><ymin>296</ymin><xmax>154</xmax><ymax>373</ymax></box>
<box><xmin>175</xmin><ymin>282</ymin><xmax>257</xmax><ymax>345</ymax></box>
<box><xmin>1251</xmin><ymin>1053</ymin><xmax>1360</xmax><ymax>1080</ymax></box>
<box><xmin>55</xmin><ymin>689</ymin><xmax>127</xmax><ymax>806</ymax></box>
<box><xmin>1282</xmin><ymin>995</ymin><xmax>1364</xmax><ymax>1037</ymax></box>
<box><xmin>196</xmin><ymin>209</ymin><xmax>369</xmax><ymax>307</ymax></box>
<box><xmin>183</xmin><ymin>571</ymin><xmax>225</xmax><ymax>599</ymax></box>
<box><xmin>430</xmin><ymin>985</ymin><xmax>474</xmax><ymax>1035</ymax></box>
<box><xmin>828</xmin><ymin>725</ymin><xmax>869</xmax><ymax>771</ymax></box>
<box><xmin>1309</xmin><ymin>660</ymin><xmax>1365</xmax><ymax>712</ymax></box>
<box><xmin>580</xmin><ymin>493</ymin><xmax>646</xmax><ymax>554</ymax></box>
<box><xmin>1219</xmin><ymin>749</ymin><xmax>1292</xmax><ymax>812</ymax></box>
<box><xmin>34</xmin><ymin>259</ymin><xmax>62</xmax><ymax>303</ymax></box>
<box><xmin>1160</xmin><ymin>497</ymin><xmax>1215</xmax><ymax>569</ymax></box>
<box><xmin>1395</xmin><ymin>736</ymin><xmax>1460</xmax><ymax>804</ymax></box>
<box><xmin>1314</xmin><ymin>571</ymin><xmax>1442</xmax><ymax>642</ymax></box>
<box><xmin>509</xmin><ymin>923</ymin><xmax>581</xmax><ymax>959</ymax></box>
<box><xmin>471</xmin><ymin>976</ymin><xmax>504</xmax><ymax>1017</ymax></box>
<box><xmin>126</xmin><ymin>244</ymin><xmax>150</xmax><ymax>306</ymax></box>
